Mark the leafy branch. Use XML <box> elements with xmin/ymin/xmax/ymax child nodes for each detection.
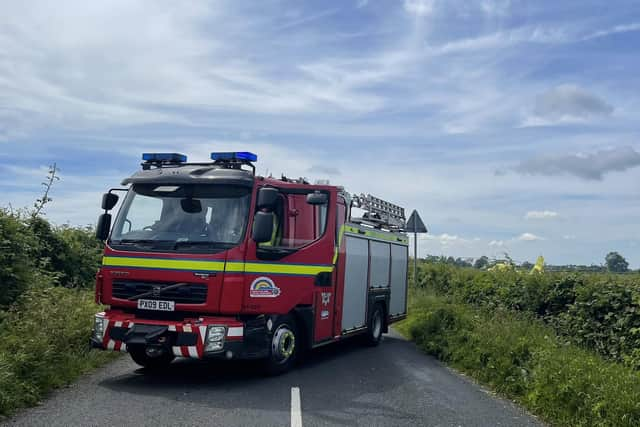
<box><xmin>31</xmin><ymin>163</ymin><xmax>60</xmax><ymax>219</ymax></box>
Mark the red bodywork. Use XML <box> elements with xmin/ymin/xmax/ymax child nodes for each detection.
<box><xmin>95</xmin><ymin>178</ymin><xmax>345</xmax><ymax>357</ymax></box>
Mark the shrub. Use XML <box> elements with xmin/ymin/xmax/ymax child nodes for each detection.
<box><xmin>0</xmin><ymin>287</ymin><xmax>116</xmax><ymax>416</ymax></box>
<box><xmin>415</xmin><ymin>262</ymin><xmax>640</xmax><ymax>368</ymax></box>
<box><xmin>400</xmin><ymin>291</ymin><xmax>640</xmax><ymax>427</ymax></box>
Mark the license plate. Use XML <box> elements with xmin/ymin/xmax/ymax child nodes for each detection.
<box><xmin>137</xmin><ymin>299</ymin><xmax>175</xmax><ymax>311</ymax></box>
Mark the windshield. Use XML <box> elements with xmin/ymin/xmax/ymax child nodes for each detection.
<box><xmin>110</xmin><ymin>184</ymin><xmax>251</xmax><ymax>252</ymax></box>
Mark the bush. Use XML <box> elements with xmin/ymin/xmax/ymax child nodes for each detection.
<box><xmin>0</xmin><ymin>210</ymin><xmax>102</xmax><ymax>310</ymax></box>
<box><xmin>415</xmin><ymin>262</ymin><xmax>640</xmax><ymax>368</ymax></box>
<box><xmin>399</xmin><ymin>291</ymin><xmax>640</xmax><ymax>427</ymax></box>
<box><xmin>0</xmin><ymin>211</ymin><xmax>43</xmax><ymax>308</ymax></box>
<box><xmin>0</xmin><ymin>287</ymin><xmax>117</xmax><ymax>416</ymax></box>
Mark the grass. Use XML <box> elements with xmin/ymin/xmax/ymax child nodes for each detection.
<box><xmin>0</xmin><ymin>287</ymin><xmax>118</xmax><ymax>418</ymax></box>
<box><xmin>397</xmin><ymin>289</ymin><xmax>640</xmax><ymax>427</ymax></box>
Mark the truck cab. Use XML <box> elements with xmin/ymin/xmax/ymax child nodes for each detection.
<box><xmin>91</xmin><ymin>151</ymin><xmax>408</xmax><ymax>374</ymax></box>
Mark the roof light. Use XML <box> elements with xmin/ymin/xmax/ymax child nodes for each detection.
<box><xmin>210</xmin><ymin>152</ymin><xmax>258</xmax><ymax>162</ymax></box>
<box><xmin>142</xmin><ymin>153</ymin><xmax>187</xmax><ymax>163</ymax></box>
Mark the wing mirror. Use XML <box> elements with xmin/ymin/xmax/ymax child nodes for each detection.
<box><xmin>96</xmin><ymin>214</ymin><xmax>112</xmax><ymax>241</ymax></box>
<box><xmin>306</xmin><ymin>191</ymin><xmax>328</xmax><ymax>205</ymax></box>
<box><xmin>252</xmin><ymin>211</ymin><xmax>274</xmax><ymax>243</ymax></box>
<box><xmin>257</xmin><ymin>187</ymin><xmax>279</xmax><ymax>211</ymax></box>
<box><xmin>101</xmin><ymin>193</ymin><xmax>119</xmax><ymax>210</ymax></box>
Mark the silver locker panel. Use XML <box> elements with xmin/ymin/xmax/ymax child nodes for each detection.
<box><xmin>389</xmin><ymin>244</ymin><xmax>408</xmax><ymax>315</ymax></box>
<box><xmin>341</xmin><ymin>236</ymin><xmax>369</xmax><ymax>331</ymax></box>
<box><xmin>369</xmin><ymin>241</ymin><xmax>390</xmax><ymax>288</ymax></box>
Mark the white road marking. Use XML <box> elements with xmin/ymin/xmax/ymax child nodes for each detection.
<box><xmin>291</xmin><ymin>387</ymin><xmax>302</xmax><ymax>427</ymax></box>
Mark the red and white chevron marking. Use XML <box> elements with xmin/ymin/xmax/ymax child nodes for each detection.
<box><xmin>100</xmin><ymin>319</ymin><xmax>244</xmax><ymax>359</ymax></box>
<box><xmin>102</xmin><ymin>320</ymin><xmax>135</xmax><ymax>353</ymax></box>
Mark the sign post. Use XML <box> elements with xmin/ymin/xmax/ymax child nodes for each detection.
<box><xmin>405</xmin><ymin>210</ymin><xmax>428</xmax><ymax>288</ymax></box>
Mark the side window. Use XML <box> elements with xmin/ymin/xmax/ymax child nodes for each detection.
<box><xmin>260</xmin><ymin>190</ymin><xmax>329</xmax><ymax>250</ymax></box>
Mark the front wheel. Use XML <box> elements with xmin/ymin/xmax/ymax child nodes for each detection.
<box><xmin>263</xmin><ymin>316</ymin><xmax>299</xmax><ymax>375</ymax></box>
<box><xmin>129</xmin><ymin>346</ymin><xmax>175</xmax><ymax>370</ymax></box>
<box><xmin>364</xmin><ymin>304</ymin><xmax>384</xmax><ymax>346</ymax></box>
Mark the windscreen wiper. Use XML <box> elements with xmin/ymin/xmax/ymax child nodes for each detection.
<box><xmin>172</xmin><ymin>241</ymin><xmax>224</xmax><ymax>250</ymax></box>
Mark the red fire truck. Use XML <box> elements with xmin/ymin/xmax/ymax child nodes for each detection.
<box><xmin>91</xmin><ymin>152</ymin><xmax>408</xmax><ymax>374</ymax></box>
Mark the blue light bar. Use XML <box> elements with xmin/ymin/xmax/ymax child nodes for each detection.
<box><xmin>210</xmin><ymin>151</ymin><xmax>258</xmax><ymax>162</ymax></box>
<box><xmin>142</xmin><ymin>153</ymin><xmax>187</xmax><ymax>163</ymax></box>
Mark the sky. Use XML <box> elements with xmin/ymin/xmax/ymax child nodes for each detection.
<box><xmin>1</xmin><ymin>0</ymin><xmax>639</xmax><ymax>267</ymax></box>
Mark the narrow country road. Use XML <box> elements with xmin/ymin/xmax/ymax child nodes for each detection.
<box><xmin>3</xmin><ymin>331</ymin><xmax>542</xmax><ymax>427</ymax></box>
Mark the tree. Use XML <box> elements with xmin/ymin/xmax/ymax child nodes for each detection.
<box><xmin>605</xmin><ymin>251</ymin><xmax>629</xmax><ymax>273</ymax></box>
<box><xmin>474</xmin><ymin>256</ymin><xmax>489</xmax><ymax>269</ymax></box>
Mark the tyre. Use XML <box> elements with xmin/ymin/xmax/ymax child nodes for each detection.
<box><xmin>129</xmin><ymin>346</ymin><xmax>175</xmax><ymax>370</ymax></box>
<box><xmin>364</xmin><ymin>303</ymin><xmax>384</xmax><ymax>346</ymax></box>
<box><xmin>263</xmin><ymin>315</ymin><xmax>299</xmax><ymax>375</ymax></box>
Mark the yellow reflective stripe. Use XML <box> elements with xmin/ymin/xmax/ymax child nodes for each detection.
<box><xmin>102</xmin><ymin>256</ymin><xmax>225</xmax><ymax>272</ymax></box>
<box><xmin>226</xmin><ymin>262</ymin><xmax>332</xmax><ymax>276</ymax></box>
<box><xmin>332</xmin><ymin>224</ymin><xmax>347</xmax><ymax>265</ymax></box>
<box><xmin>103</xmin><ymin>256</ymin><xmax>332</xmax><ymax>276</ymax></box>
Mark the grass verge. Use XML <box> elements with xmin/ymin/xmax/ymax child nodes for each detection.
<box><xmin>396</xmin><ymin>290</ymin><xmax>640</xmax><ymax>427</ymax></box>
<box><xmin>0</xmin><ymin>287</ymin><xmax>118</xmax><ymax>418</ymax></box>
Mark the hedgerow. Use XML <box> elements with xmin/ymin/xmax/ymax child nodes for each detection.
<box><xmin>0</xmin><ymin>208</ymin><xmax>111</xmax><ymax>417</ymax></box>
<box><xmin>398</xmin><ymin>291</ymin><xmax>640</xmax><ymax>427</ymax></box>
<box><xmin>414</xmin><ymin>262</ymin><xmax>640</xmax><ymax>368</ymax></box>
<box><xmin>0</xmin><ymin>287</ymin><xmax>117</xmax><ymax>417</ymax></box>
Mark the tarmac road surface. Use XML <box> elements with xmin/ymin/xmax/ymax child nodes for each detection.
<box><xmin>3</xmin><ymin>330</ymin><xmax>542</xmax><ymax>427</ymax></box>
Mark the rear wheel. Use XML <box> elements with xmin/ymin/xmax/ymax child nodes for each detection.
<box><xmin>364</xmin><ymin>304</ymin><xmax>384</xmax><ymax>346</ymax></box>
<box><xmin>263</xmin><ymin>316</ymin><xmax>298</xmax><ymax>375</ymax></box>
<box><xmin>129</xmin><ymin>346</ymin><xmax>175</xmax><ymax>370</ymax></box>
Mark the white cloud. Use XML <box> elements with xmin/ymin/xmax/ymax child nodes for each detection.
<box><xmin>489</xmin><ymin>240</ymin><xmax>505</xmax><ymax>247</ymax></box>
<box><xmin>403</xmin><ymin>0</ymin><xmax>434</xmax><ymax>17</ymax></box>
<box><xmin>525</xmin><ymin>85</ymin><xmax>614</xmax><ymax>126</ymax></box>
<box><xmin>514</xmin><ymin>147</ymin><xmax>640</xmax><ymax>181</ymax></box>
<box><xmin>518</xmin><ymin>232</ymin><xmax>544</xmax><ymax>241</ymax></box>
<box><xmin>525</xmin><ymin>210</ymin><xmax>558</xmax><ymax>220</ymax></box>
<box><xmin>583</xmin><ymin>22</ymin><xmax>640</xmax><ymax>41</ymax></box>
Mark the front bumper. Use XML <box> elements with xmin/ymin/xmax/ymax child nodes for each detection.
<box><xmin>90</xmin><ymin>310</ymin><xmax>269</xmax><ymax>360</ymax></box>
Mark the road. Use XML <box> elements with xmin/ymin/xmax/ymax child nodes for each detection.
<box><xmin>3</xmin><ymin>331</ymin><xmax>542</xmax><ymax>427</ymax></box>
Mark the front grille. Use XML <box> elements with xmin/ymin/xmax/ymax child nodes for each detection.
<box><xmin>112</xmin><ymin>280</ymin><xmax>208</xmax><ymax>304</ymax></box>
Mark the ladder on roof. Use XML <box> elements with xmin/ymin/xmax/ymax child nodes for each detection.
<box><xmin>351</xmin><ymin>193</ymin><xmax>406</xmax><ymax>230</ymax></box>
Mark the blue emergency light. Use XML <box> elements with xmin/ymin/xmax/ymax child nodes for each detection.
<box><xmin>210</xmin><ymin>151</ymin><xmax>258</xmax><ymax>162</ymax></box>
<box><xmin>142</xmin><ymin>153</ymin><xmax>187</xmax><ymax>163</ymax></box>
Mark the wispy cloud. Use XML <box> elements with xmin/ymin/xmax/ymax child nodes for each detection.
<box><xmin>583</xmin><ymin>22</ymin><xmax>640</xmax><ymax>41</ymax></box>
<box><xmin>514</xmin><ymin>147</ymin><xmax>640</xmax><ymax>181</ymax></box>
<box><xmin>518</xmin><ymin>232</ymin><xmax>544</xmax><ymax>241</ymax></box>
<box><xmin>403</xmin><ymin>0</ymin><xmax>435</xmax><ymax>17</ymax></box>
<box><xmin>525</xmin><ymin>210</ymin><xmax>558</xmax><ymax>220</ymax></box>
<box><xmin>523</xmin><ymin>85</ymin><xmax>614</xmax><ymax>127</ymax></box>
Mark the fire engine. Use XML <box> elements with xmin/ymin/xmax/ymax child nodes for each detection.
<box><xmin>91</xmin><ymin>152</ymin><xmax>408</xmax><ymax>374</ymax></box>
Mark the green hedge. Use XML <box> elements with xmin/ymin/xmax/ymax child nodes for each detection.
<box><xmin>0</xmin><ymin>210</ymin><xmax>103</xmax><ymax>310</ymax></box>
<box><xmin>415</xmin><ymin>263</ymin><xmax>640</xmax><ymax>368</ymax></box>
<box><xmin>0</xmin><ymin>287</ymin><xmax>117</xmax><ymax>417</ymax></box>
<box><xmin>398</xmin><ymin>291</ymin><xmax>640</xmax><ymax>427</ymax></box>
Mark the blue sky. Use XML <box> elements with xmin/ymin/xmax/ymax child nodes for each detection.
<box><xmin>1</xmin><ymin>0</ymin><xmax>639</xmax><ymax>266</ymax></box>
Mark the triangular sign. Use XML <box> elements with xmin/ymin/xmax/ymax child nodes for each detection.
<box><xmin>406</xmin><ymin>210</ymin><xmax>427</xmax><ymax>233</ymax></box>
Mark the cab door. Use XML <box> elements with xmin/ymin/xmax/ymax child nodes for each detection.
<box><xmin>313</xmin><ymin>197</ymin><xmax>346</xmax><ymax>343</ymax></box>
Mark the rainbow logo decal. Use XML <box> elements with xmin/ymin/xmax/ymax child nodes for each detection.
<box><xmin>249</xmin><ymin>277</ymin><xmax>281</xmax><ymax>298</ymax></box>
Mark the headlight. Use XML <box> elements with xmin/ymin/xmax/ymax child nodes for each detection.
<box><xmin>204</xmin><ymin>326</ymin><xmax>226</xmax><ymax>352</ymax></box>
<box><xmin>93</xmin><ymin>313</ymin><xmax>106</xmax><ymax>341</ymax></box>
